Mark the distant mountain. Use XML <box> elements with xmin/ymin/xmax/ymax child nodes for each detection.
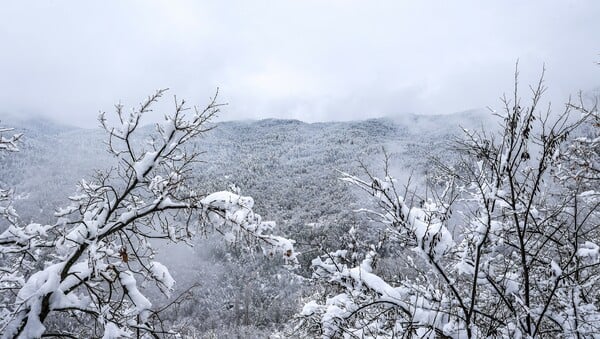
<box><xmin>1</xmin><ymin>114</ymin><xmax>75</xmax><ymax>136</ymax></box>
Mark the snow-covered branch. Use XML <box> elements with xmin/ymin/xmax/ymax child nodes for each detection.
<box><xmin>0</xmin><ymin>127</ymin><xmax>23</xmax><ymax>153</ymax></box>
<box><xmin>296</xmin><ymin>70</ymin><xmax>600</xmax><ymax>338</ymax></box>
<box><xmin>0</xmin><ymin>91</ymin><xmax>296</xmax><ymax>338</ymax></box>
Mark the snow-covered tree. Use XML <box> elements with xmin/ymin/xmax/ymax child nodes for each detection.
<box><xmin>0</xmin><ymin>90</ymin><xmax>296</xmax><ymax>338</ymax></box>
<box><xmin>295</xmin><ymin>69</ymin><xmax>600</xmax><ymax>338</ymax></box>
<box><xmin>0</xmin><ymin>125</ymin><xmax>22</xmax><ymax>222</ymax></box>
<box><xmin>0</xmin><ymin>126</ymin><xmax>25</xmax><ymax>318</ymax></box>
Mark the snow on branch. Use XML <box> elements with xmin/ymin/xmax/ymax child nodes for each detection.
<box><xmin>200</xmin><ymin>191</ymin><xmax>297</xmax><ymax>265</ymax></box>
<box><xmin>0</xmin><ymin>127</ymin><xmax>23</xmax><ymax>153</ymax></box>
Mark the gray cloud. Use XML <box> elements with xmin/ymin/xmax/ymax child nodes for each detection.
<box><xmin>0</xmin><ymin>0</ymin><xmax>598</xmax><ymax>127</ymax></box>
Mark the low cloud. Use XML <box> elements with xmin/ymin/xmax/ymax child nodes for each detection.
<box><xmin>0</xmin><ymin>1</ymin><xmax>598</xmax><ymax>127</ymax></box>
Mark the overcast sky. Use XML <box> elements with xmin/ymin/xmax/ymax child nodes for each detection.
<box><xmin>0</xmin><ymin>1</ymin><xmax>598</xmax><ymax>128</ymax></box>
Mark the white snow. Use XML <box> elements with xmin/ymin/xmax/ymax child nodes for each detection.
<box><xmin>301</xmin><ymin>300</ymin><xmax>323</xmax><ymax>316</ymax></box>
<box><xmin>12</xmin><ymin>263</ymin><xmax>65</xmax><ymax>338</ymax></box>
<box><xmin>550</xmin><ymin>260</ymin><xmax>562</xmax><ymax>277</ymax></box>
<box><xmin>102</xmin><ymin>322</ymin><xmax>132</xmax><ymax>339</ymax></box>
<box><xmin>577</xmin><ymin>241</ymin><xmax>600</xmax><ymax>260</ymax></box>
<box><xmin>119</xmin><ymin>271</ymin><xmax>152</xmax><ymax>322</ymax></box>
<box><xmin>133</xmin><ymin>151</ymin><xmax>158</xmax><ymax>181</ymax></box>
<box><xmin>149</xmin><ymin>261</ymin><xmax>175</xmax><ymax>296</ymax></box>
<box><xmin>201</xmin><ymin>191</ymin><xmax>254</xmax><ymax>210</ymax></box>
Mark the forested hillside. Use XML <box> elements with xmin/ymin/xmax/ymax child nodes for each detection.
<box><xmin>2</xmin><ymin>92</ymin><xmax>597</xmax><ymax>338</ymax></box>
<box><xmin>0</xmin><ymin>111</ymin><xmax>485</xmax><ymax>336</ymax></box>
<box><xmin>0</xmin><ymin>112</ymin><xmax>476</xmax><ymax>225</ymax></box>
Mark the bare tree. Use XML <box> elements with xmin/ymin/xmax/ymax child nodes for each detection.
<box><xmin>296</xmin><ymin>68</ymin><xmax>600</xmax><ymax>338</ymax></box>
<box><xmin>0</xmin><ymin>90</ymin><xmax>296</xmax><ymax>338</ymax></box>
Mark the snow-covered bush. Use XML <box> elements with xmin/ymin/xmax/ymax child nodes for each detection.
<box><xmin>0</xmin><ymin>90</ymin><xmax>296</xmax><ymax>338</ymax></box>
<box><xmin>295</xmin><ymin>70</ymin><xmax>600</xmax><ymax>338</ymax></box>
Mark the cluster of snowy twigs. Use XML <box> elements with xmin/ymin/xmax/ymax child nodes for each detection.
<box><xmin>296</xmin><ymin>72</ymin><xmax>600</xmax><ymax>338</ymax></box>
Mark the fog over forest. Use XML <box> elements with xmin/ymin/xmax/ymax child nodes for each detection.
<box><xmin>1</xmin><ymin>1</ymin><xmax>599</xmax><ymax>338</ymax></box>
